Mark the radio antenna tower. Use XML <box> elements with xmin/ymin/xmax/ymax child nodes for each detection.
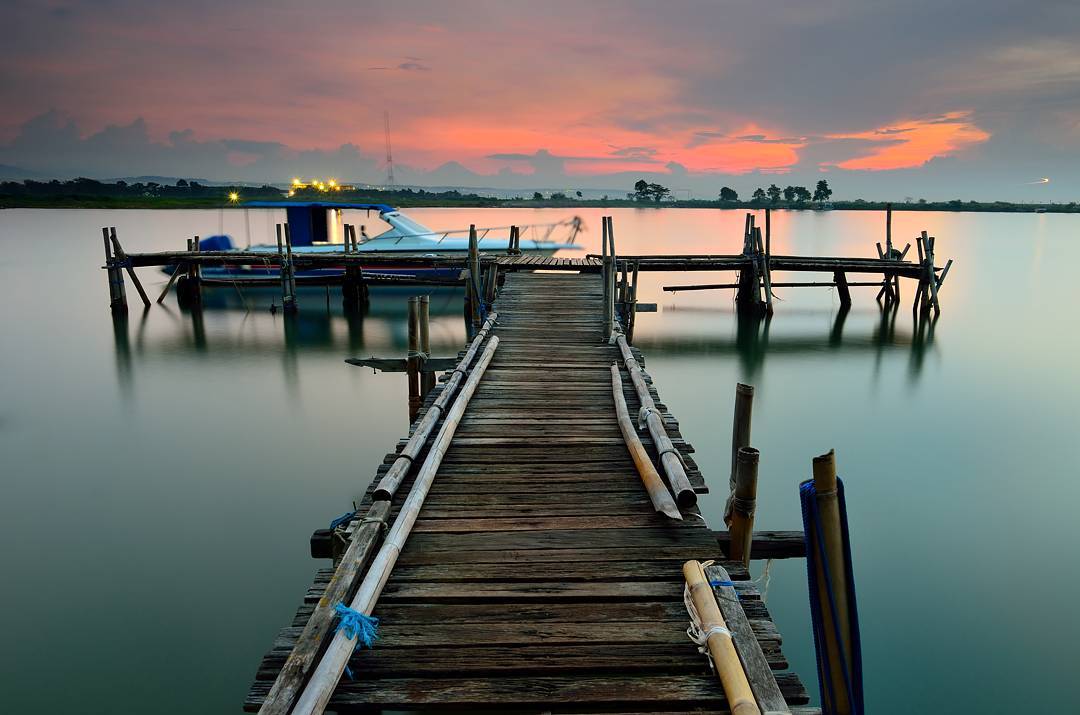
<box><xmin>384</xmin><ymin>110</ymin><xmax>396</xmax><ymax>187</ymax></box>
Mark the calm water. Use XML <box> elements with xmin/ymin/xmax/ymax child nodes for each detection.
<box><xmin>2</xmin><ymin>207</ymin><xmax>1078</xmax><ymax>713</ymax></box>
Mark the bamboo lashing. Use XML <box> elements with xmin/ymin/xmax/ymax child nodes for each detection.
<box><xmin>292</xmin><ymin>336</ymin><xmax>501</xmax><ymax>715</ymax></box>
<box><xmin>372</xmin><ymin>312</ymin><xmax>498</xmax><ymax>501</ymax></box>
<box><xmin>682</xmin><ymin>560</ymin><xmax>761</xmax><ymax>715</ymax></box>
<box><xmin>609</xmin><ymin>364</ymin><xmax>681</xmax><ymax>519</ymax></box>
<box><xmin>614</xmin><ymin>334</ymin><xmax>696</xmax><ymax>507</ymax></box>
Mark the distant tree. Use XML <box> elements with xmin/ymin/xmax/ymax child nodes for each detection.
<box><xmin>751</xmin><ymin>187</ymin><xmax>767</xmax><ymax>203</ymax></box>
<box><xmin>575</xmin><ymin>190</ymin><xmax>583</xmax><ymax>198</ymax></box>
<box><xmin>647</xmin><ymin>182</ymin><xmax>671</xmax><ymax>202</ymax></box>
<box><xmin>783</xmin><ymin>185</ymin><xmax>797</xmax><ymax>203</ymax></box>
<box><xmin>719</xmin><ymin>186</ymin><xmax>739</xmax><ymax>201</ymax></box>
<box><xmin>812</xmin><ymin>179</ymin><xmax>833</xmax><ymax>203</ymax></box>
<box><xmin>176</xmin><ymin>179</ymin><xmax>188</xmax><ymax>187</ymax></box>
<box><xmin>532</xmin><ymin>191</ymin><xmax>544</xmax><ymax>200</ymax></box>
<box><xmin>767</xmin><ymin>184</ymin><xmax>782</xmax><ymax>203</ymax></box>
<box><xmin>550</xmin><ymin>192</ymin><xmax>568</xmax><ymax>200</ymax></box>
<box><xmin>793</xmin><ymin>186</ymin><xmax>812</xmax><ymax>203</ymax></box>
<box><xmin>633</xmin><ymin>179</ymin><xmax>651</xmax><ymax>201</ymax></box>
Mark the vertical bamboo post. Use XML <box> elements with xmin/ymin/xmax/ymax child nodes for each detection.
<box><xmin>189</xmin><ymin>234</ymin><xmax>202</xmax><ymax>306</ymax></box>
<box><xmin>755</xmin><ymin>226</ymin><xmax>773</xmax><ymax>315</ymax></box>
<box><xmin>407</xmin><ymin>296</ymin><xmax>421</xmax><ymax>421</ymax></box>
<box><xmin>602</xmin><ymin>217</ymin><xmax>612</xmax><ymax>337</ymax></box>
<box><xmin>102</xmin><ymin>227</ymin><xmax>128</xmax><ymax>313</ymax></box>
<box><xmin>419</xmin><ymin>295</ymin><xmax>434</xmax><ymax>397</ymax></box>
<box><xmin>810</xmin><ymin>449</ymin><xmax>854</xmax><ymax>715</ymax></box>
<box><xmin>468</xmin><ymin>224</ymin><xmax>481</xmax><ymax>330</ymax></box>
<box><xmin>283</xmin><ymin>223</ymin><xmax>298</xmax><ymax>312</ymax></box>
<box><xmin>628</xmin><ymin>259</ymin><xmax>640</xmax><ymax>342</ymax></box>
<box><xmin>725</xmin><ymin>383</ymin><xmax>754</xmax><ymax>526</ymax></box>
<box><xmin>728</xmin><ymin>446</ymin><xmax>760</xmax><ymax>566</ymax></box>
<box><xmin>885</xmin><ymin>203</ymin><xmax>893</xmax><ymax>257</ymax></box>
<box><xmin>764</xmin><ymin>208</ymin><xmax>771</xmax><ymax>261</ymax></box>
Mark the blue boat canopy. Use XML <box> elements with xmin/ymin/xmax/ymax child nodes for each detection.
<box><xmin>242</xmin><ymin>201</ymin><xmax>397</xmax><ymax>246</ymax></box>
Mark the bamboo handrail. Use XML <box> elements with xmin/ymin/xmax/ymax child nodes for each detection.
<box><xmin>610</xmin><ymin>364</ymin><xmax>681</xmax><ymax>519</ymax></box>
<box><xmin>292</xmin><ymin>336</ymin><xmax>500</xmax><ymax>714</ymax></box>
<box><xmin>614</xmin><ymin>334</ymin><xmax>696</xmax><ymax>507</ymax></box>
<box><xmin>372</xmin><ymin>312</ymin><xmax>498</xmax><ymax>501</ymax></box>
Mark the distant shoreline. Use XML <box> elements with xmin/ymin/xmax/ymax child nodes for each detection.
<box><xmin>1</xmin><ymin>196</ymin><xmax>1076</xmax><ymax>213</ymax></box>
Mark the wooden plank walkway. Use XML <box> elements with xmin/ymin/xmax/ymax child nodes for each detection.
<box><xmin>246</xmin><ymin>271</ymin><xmax>810</xmax><ymax>713</ymax></box>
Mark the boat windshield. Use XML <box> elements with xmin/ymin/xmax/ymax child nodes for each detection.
<box><xmin>371</xmin><ymin>212</ymin><xmax>439</xmax><ymax>242</ymax></box>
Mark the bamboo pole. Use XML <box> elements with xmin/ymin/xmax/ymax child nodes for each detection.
<box><xmin>726</xmin><ymin>383</ymin><xmax>754</xmax><ymax>526</ymax></box>
<box><xmin>809</xmin><ymin>449</ymin><xmax>853</xmax><ymax>715</ymax></box>
<box><xmin>615</xmin><ymin>334</ymin><xmax>696</xmax><ymax>507</ymax></box>
<box><xmin>728</xmin><ymin>447</ymin><xmax>760</xmax><ymax>566</ymax></box>
<box><xmin>683</xmin><ymin>560</ymin><xmax>761</xmax><ymax>715</ymax></box>
<box><xmin>372</xmin><ymin>312</ymin><xmax>499</xmax><ymax>500</ymax></box>
<box><xmin>108</xmin><ymin>229</ymin><xmax>151</xmax><ymax>307</ymax></box>
<box><xmin>610</xmin><ymin>364</ymin><xmax>681</xmax><ymax>519</ymax></box>
<box><xmin>292</xmin><ymin>337</ymin><xmax>501</xmax><ymax>715</ymax></box>
<box><xmin>755</xmin><ymin>227</ymin><xmax>773</xmax><ymax>315</ymax></box>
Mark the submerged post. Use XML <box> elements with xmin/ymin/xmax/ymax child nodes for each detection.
<box><xmin>102</xmin><ymin>227</ymin><xmax>128</xmax><ymax>313</ymax></box>
<box><xmin>728</xmin><ymin>446</ymin><xmax>760</xmax><ymax>566</ymax></box>
<box><xmin>726</xmin><ymin>383</ymin><xmax>754</xmax><ymax>526</ymax></box>
<box><xmin>834</xmin><ymin>270</ymin><xmax>852</xmax><ymax>309</ymax></box>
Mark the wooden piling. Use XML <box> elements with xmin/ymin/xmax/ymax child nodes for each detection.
<box><xmin>726</xmin><ymin>383</ymin><xmax>754</xmax><ymax>526</ymax></box>
<box><xmin>102</xmin><ymin>227</ymin><xmax>128</xmax><ymax>313</ymax></box>
<box><xmin>728</xmin><ymin>446</ymin><xmax>760</xmax><ymax>566</ymax></box>
<box><xmin>419</xmin><ymin>295</ymin><xmax>434</xmax><ymax>397</ymax></box>
<box><xmin>834</xmin><ymin>271</ymin><xmax>852</xmax><ymax>309</ymax></box>
<box><xmin>283</xmin><ymin>224</ymin><xmax>298</xmax><ymax>313</ymax></box>
<box><xmin>809</xmin><ymin>449</ymin><xmax>853</xmax><ymax>715</ymax></box>
<box><xmin>407</xmin><ymin>296</ymin><xmax>422</xmax><ymax>422</ymax></box>
<box><xmin>108</xmin><ymin>228</ymin><xmax>150</xmax><ymax>308</ymax></box>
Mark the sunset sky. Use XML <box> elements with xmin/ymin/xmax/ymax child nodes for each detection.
<box><xmin>3</xmin><ymin>0</ymin><xmax>1079</xmax><ymax>200</ymax></box>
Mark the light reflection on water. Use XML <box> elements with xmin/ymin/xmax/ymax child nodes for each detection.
<box><xmin>1</xmin><ymin>207</ymin><xmax>1078</xmax><ymax>713</ymax></box>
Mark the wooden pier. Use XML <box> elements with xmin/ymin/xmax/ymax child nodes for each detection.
<box><xmin>245</xmin><ymin>270</ymin><xmax>813</xmax><ymax>713</ymax></box>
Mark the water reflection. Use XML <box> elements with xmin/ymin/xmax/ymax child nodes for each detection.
<box><xmin>635</xmin><ymin>303</ymin><xmax>937</xmax><ymax>380</ymax></box>
<box><xmin>109</xmin><ymin>284</ymin><xmax>469</xmax><ymax>396</ymax></box>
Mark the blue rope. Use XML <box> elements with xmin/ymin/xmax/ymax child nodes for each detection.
<box><xmin>333</xmin><ymin>603</ymin><xmax>380</xmax><ymax>680</ymax></box>
<box><xmin>329</xmin><ymin>511</ymin><xmax>356</xmax><ymax>530</ymax></box>
<box><xmin>800</xmin><ymin>478</ymin><xmax>864</xmax><ymax>714</ymax></box>
<box><xmin>709</xmin><ymin>579</ymin><xmax>735</xmax><ymax>588</ymax></box>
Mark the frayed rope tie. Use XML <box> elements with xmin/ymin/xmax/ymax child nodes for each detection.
<box><xmin>334</xmin><ymin>604</ymin><xmax>379</xmax><ymax>680</ymax></box>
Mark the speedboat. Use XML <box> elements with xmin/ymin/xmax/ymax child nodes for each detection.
<box><xmin>178</xmin><ymin>201</ymin><xmax>582</xmax><ymax>284</ymax></box>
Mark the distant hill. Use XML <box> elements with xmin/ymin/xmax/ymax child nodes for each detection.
<box><xmin>0</xmin><ymin>164</ymin><xmax>48</xmax><ymax>180</ymax></box>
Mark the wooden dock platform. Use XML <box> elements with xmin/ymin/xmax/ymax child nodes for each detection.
<box><xmin>246</xmin><ymin>271</ymin><xmax>812</xmax><ymax>713</ymax></box>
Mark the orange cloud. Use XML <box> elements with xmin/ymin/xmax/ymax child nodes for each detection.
<box><xmin>827</xmin><ymin>111</ymin><xmax>989</xmax><ymax>170</ymax></box>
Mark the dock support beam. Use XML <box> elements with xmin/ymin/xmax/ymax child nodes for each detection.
<box><xmin>276</xmin><ymin>224</ymin><xmax>297</xmax><ymax>313</ymax></box>
<box><xmin>102</xmin><ymin>227</ymin><xmax>128</xmax><ymax>313</ymax></box>
<box><xmin>342</xmin><ymin>224</ymin><xmax>367</xmax><ymax>310</ymax></box>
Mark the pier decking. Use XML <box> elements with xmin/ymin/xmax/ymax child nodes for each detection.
<box><xmin>246</xmin><ymin>271</ymin><xmax>811</xmax><ymax>713</ymax></box>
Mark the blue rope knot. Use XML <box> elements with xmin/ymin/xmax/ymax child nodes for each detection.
<box><xmin>334</xmin><ymin>603</ymin><xmax>379</xmax><ymax>649</ymax></box>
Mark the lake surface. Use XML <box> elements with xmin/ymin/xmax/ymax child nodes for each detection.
<box><xmin>2</xmin><ymin>206</ymin><xmax>1078</xmax><ymax>713</ymax></box>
